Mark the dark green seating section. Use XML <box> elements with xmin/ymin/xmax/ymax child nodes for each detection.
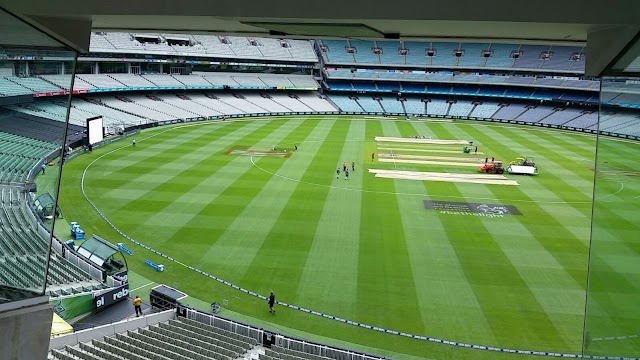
<box><xmin>50</xmin><ymin>318</ymin><xmax>260</xmax><ymax>360</ymax></box>
<box><xmin>0</xmin><ymin>187</ymin><xmax>107</xmax><ymax>296</ymax></box>
<box><xmin>0</xmin><ymin>131</ymin><xmax>58</xmax><ymax>183</ymax></box>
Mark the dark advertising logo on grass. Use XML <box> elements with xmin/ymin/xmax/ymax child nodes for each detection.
<box><xmin>424</xmin><ymin>200</ymin><xmax>521</xmax><ymax>218</ymax></box>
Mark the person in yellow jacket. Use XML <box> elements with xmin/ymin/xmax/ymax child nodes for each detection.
<box><xmin>133</xmin><ymin>296</ymin><xmax>142</xmax><ymax>317</ymax></box>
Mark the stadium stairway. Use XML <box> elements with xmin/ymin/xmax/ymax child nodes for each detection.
<box><xmin>494</xmin><ymin>104</ymin><xmax>529</xmax><ymax>119</ymax></box>
<box><xmin>82</xmin><ymin>97</ymin><xmax>146</xmax><ymax>123</ymax></box>
<box><xmin>186</xmin><ymin>93</ymin><xmax>228</xmax><ymax>115</ymax></box>
<box><xmin>200</xmin><ymin>93</ymin><xmax>244</xmax><ymax>114</ymax></box>
<box><xmin>376</xmin><ymin>97</ymin><xmax>386</xmax><ymax>113</ymax></box>
<box><xmin>147</xmin><ymin>96</ymin><xmax>207</xmax><ymax>117</ymax></box>
<box><xmin>106</xmin><ymin>75</ymin><xmax>132</xmax><ymax>87</ymax></box>
<box><xmin>444</xmin><ymin>101</ymin><xmax>453</xmax><ymax>117</ymax></box>
<box><xmin>352</xmin><ymin>97</ymin><xmax>367</xmax><ymax>112</ymax></box>
<box><xmin>39</xmin><ymin>76</ymin><xmax>68</xmax><ymax>91</ymax></box>
<box><xmin>558</xmin><ymin>111</ymin><xmax>592</xmax><ymax>126</ymax></box>
<box><xmin>288</xmin><ymin>94</ymin><xmax>316</xmax><ymax>112</ymax></box>
<box><xmin>225</xmin><ymin>93</ymin><xmax>270</xmax><ymax>113</ymax></box>
<box><xmin>268</xmin><ymin>94</ymin><xmax>302</xmax><ymax>112</ymax></box>
<box><xmin>127</xmin><ymin>95</ymin><xmax>188</xmax><ymax>120</ymax></box>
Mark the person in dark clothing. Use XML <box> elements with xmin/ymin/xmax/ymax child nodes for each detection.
<box><xmin>491</xmin><ymin>157</ymin><xmax>494</xmax><ymax>163</ymax></box>
<box><xmin>351</xmin><ymin>161</ymin><xmax>355</xmax><ymax>171</ymax></box>
<box><xmin>474</xmin><ymin>146</ymin><xmax>477</xmax><ymax>154</ymax></box>
<box><xmin>345</xmin><ymin>169</ymin><xmax>349</xmax><ymax>180</ymax></box>
<box><xmin>41</xmin><ymin>163</ymin><xmax>46</xmax><ymax>175</ymax></box>
<box><xmin>268</xmin><ymin>291</ymin><xmax>276</xmax><ymax>313</ymax></box>
<box><xmin>336</xmin><ymin>168</ymin><xmax>340</xmax><ymax>179</ymax></box>
<box><xmin>371</xmin><ymin>153</ymin><xmax>375</xmax><ymax>161</ymax></box>
<box><xmin>294</xmin><ymin>145</ymin><xmax>298</xmax><ymax>151</ymax></box>
<box><xmin>485</xmin><ymin>157</ymin><xmax>488</xmax><ymax>163</ymax></box>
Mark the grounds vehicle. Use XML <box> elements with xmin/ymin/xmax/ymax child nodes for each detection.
<box><xmin>507</xmin><ymin>156</ymin><xmax>539</xmax><ymax>174</ymax></box>
<box><xmin>478</xmin><ymin>161</ymin><xmax>504</xmax><ymax>174</ymax></box>
<box><xmin>510</xmin><ymin>157</ymin><xmax>535</xmax><ymax>166</ymax></box>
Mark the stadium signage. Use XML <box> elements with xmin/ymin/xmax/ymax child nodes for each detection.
<box><xmin>423</xmin><ymin>200</ymin><xmax>521</xmax><ymax>217</ymax></box>
<box><xmin>94</xmin><ymin>284</ymin><xmax>130</xmax><ymax>309</ymax></box>
<box><xmin>113</xmin><ymin>270</ymin><xmax>128</xmax><ymax>282</ymax></box>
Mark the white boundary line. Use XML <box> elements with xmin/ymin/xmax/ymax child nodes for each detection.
<box><xmin>130</xmin><ymin>282</ymin><xmax>155</xmax><ymax>292</ymax></box>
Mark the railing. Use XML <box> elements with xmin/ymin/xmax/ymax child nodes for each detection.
<box><xmin>26</xmin><ymin>147</ymin><xmax>62</xmax><ymax>185</ymax></box>
<box><xmin>58</xmin><ymin>247</ymin><xmax>105</xmax><ymax>282</ymax></box>
<box><xmin>28</xmin><ymin>83</ymin><xmax>319</xmax><ymax>98</ymax></box>
<box><xmin>275</xmin><ymin>336</ymin><xmax>386</xmax><ymax>360</ymax></box>
<box><xmin>180</xmin><ymin>305</ymin><xmax>386</xmax><ymax>360</ymax></box>
<box><xmin>49</xmin><ymin>310</ymin><xmax>176</xmax><ymax>349</ymax></box>
<box><xmin>183</xmin><ymin>306</ymin><xmax>263</xmax><ymax>344</ymax></box>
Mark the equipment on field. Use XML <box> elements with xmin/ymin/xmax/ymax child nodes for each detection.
<box><xmin>506</xmin><ymin>164</ymin><xmax>539</xmax><ymax>175</ymax></box>
<box><xmin>150</xmin><ymin>284</ymin><xmax>186</xmax><ymax>311</ymax></box>
<box><xmin>117</xmin><ymin>243</ymin><xmax>133</xmax><ymax>255</ymax></box>
<box><xmin>510</xmin><ymin>157</ymin><xmax>535</xmax><ymax>167</ymax></box>
<box><xmin>478</xmin><ymin>161</ymin><xmax>504</xmax><ymax>174</ymax></box>
<box><xmin>145</xmin><ymin>259</ymin><xmax>164</xmax><ymax>272</ymax></box>
<box><xmin>211</xmin><ymin>302</ymin><xmax>221</xmax><ymax>313</ymax></box>
<box><xmin>70</xmin><ymin>222</ymin><xmax>85</xmax><ymax>240</ymax></box>
<box><xmin>507</xmin><ymin>156</ymin><xmax>538</xmax><ymax>175</ymax></box>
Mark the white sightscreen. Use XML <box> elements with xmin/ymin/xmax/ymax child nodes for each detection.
<box><xmin>87</xmin><ymin>116</ymin><xmax>104</xmax><ymax>145</ymax></box>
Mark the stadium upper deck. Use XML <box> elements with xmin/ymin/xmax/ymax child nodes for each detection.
<box><xmin>89</xmin><ymin>32</ymin><xmax>318</xmax><ymax>62</ymax></box>
<box><xmin>319</xmin><ymin>39</ymin><xmax>586</xmax><ymax>73</ymax></box>
<box><xmin>88</xmin><ymin>32</ymin><xmax>586</xmax><ymax>74</ymax></box>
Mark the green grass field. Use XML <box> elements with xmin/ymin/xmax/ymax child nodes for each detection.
<box><xmin>56</xmin><ymin>115</ymin><xmax>640</xmax><ymax>359</ymax></box>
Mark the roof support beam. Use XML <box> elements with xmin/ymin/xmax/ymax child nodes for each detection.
<box><xmin>585</xmin><ymin>26</ymin><xmax>640</xmax><ymax>77</ymax></box>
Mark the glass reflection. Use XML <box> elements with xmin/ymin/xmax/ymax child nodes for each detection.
<box><xmin>0</xmin><ymin>8</ymin><xmax>76</xmax><ymax>301</ymax></box>
<box><xmin>583</xmin><ymin>77</ymin><xmax>640</xmax><ymax>358</ymax></box>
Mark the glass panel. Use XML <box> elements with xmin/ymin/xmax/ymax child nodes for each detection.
<box><xmin>583</xmin><ymin>77</ymin><xmax>640</xmax><ymax>358</ymax></box>
<box><xmin>0</xmin><ymin>8</ymin><xmax>77</xmax><ymax>302</ymax></box>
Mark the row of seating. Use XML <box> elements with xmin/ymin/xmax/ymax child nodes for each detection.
<box><xmin>48</xmin><ymin>314</ymin><xmax>388</xmax><ymax>360</ymax></box>
<box><xmin>0</xmin><ymin>73</ymin><xmax>319</xmax><ymax>97</ymax></box>
<box><xmin>320</xmin><ymin>40</ymin><xmax>585</xmax><ymax>72</ymax></box>
<box><xmin>329</xmin><ymin>94</ymin><xmax>640</xmax><ymax>135</ymax></box>
<box><xmin>4</xmin><ymin>72</ymin><xmax>612</xmax><ymax>99</ymax></box>
<box><xmin>326</xmin><ymin>80</ymin><xmax>600</xmax><ymax>103</ymax></box>
<box><xmin>49</xmin><ymin>318</ymin><xmax>260</xmax><ymax>360</ymax></box>
<box><xmin>324</xmin><ymin>70</ymin><xmax>599</xmax><ymax>90</ymax></box>
<box><xmin>90</xmin><ymin>32</ymin><xmax>318</xmax><ymax>62</ymax></box>
<box><xmin>5</xmin><ymin>92</ymin><xmax>337</xmax><ymax>127</ymax></box>
<box><xmin>4</xmin><ymin>88</ymin><xmax>636</xmax><ymax>137</ymax></box>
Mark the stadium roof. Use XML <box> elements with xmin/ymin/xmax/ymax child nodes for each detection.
<box><xmin>0</xmin><ymin>0</ymin><xmax>639</xmax><ymax>76</ymax></box>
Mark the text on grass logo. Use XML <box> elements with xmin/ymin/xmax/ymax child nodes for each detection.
<box><xmin>424</xmin><ymin>200</ymin><xmax>522</xmax><ymax>218</ymax></box>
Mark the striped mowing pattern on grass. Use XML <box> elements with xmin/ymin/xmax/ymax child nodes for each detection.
<box><xmin>60</xmin><ymin>115</ymin><xmax>640</xmax><ymax>360</ymax></box>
